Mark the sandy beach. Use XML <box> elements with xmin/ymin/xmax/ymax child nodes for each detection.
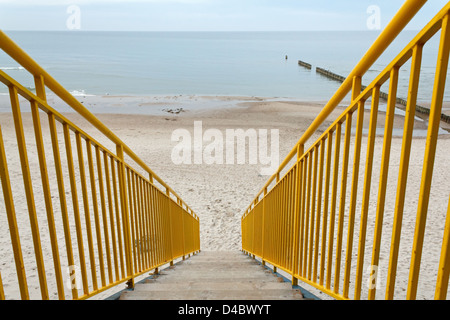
<box><xmin>0</xmin><ymin>94</ymin><xmax>449</xmax><ymax>300</ymax></box>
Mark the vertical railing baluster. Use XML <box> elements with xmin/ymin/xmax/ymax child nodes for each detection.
<box><xmin>86</xmin><ymin>140</ymin><xmax>106</xmax><ymax>288</ymax></box>
<box><xmin>326</xmin><ymin>123</ymin><xmax>341</xmax><ymax>290</ymax></box>
<box><xmin>335</xmin><ymin>112</ymin><xmax>353</xmax><ymax>295</ymax></box>
<box><xmin>75</xmin><ymin>132</ymin><xmax>98</xmax><ymax>291</ymax></box>
<box><xmin>386</xmin><ymin>43</ymin><xmax>423</xmax><ymax>300</ymax></box>
<box><xmin>435</xmin><ymin>195</ymin><xmax>450</xmax><ymax>300</ymax></box>
<box><xmin>291</xmin><ymin>144</ymin><xmax>303</xmax><ymax>285</ymax></box>
<box><xmin>48</xmin><ymin>111</ymin><xmax>77</xmax><ymax>299</ymax></box>
<box><xmin>116</xmin><ymin>145</ymin><xmax>134</xmax><ymax>288</ymax></box>
<box><xmin>103</xmin><ymin>152</ymin><xmax>120</xmax><ymax>282</ymax></box>
<box><xmin>368</xmin><ymin>67</ymin><xmax>399</xmax><ymax>300</ymax></box>
<box><xmin>313</xmin><ymin>139</ymin><xmax>325</xmax><ymax>283</ymax></box>
<box><xmin>63</xmin><ymin>124</ymin><xmax>89</xmax><ymax>296</ymax></box>
<box><xmin>407</xmin><ymin>13</ymin><xmax>450</xmax><ymax>300</ymax></box>
<box><xmin>0</xmin><ymin>124</ymin><xmax>29</xmax><ymax>300</ymax></box>
<box><xmin>343</xmin><ymin>99</ymin><xmax>365</xmax><ymax>299</ymax></box>
<box><xmin>10</xmin><ymin>85</ymin><xmax>48</xmax><ymax>299</ymax></box>
<box><xmin>96</xmin><ymin>146</ymin><xmax>113</xmax><ymax>285</ymax></box>
<box><xmin>320</xmin><ymin>133</ymin><xmax>333</xmax><ymax>287</ymax></box>
<box><xmin>354</xmin><ymin>86</ymin><xmax>380</xmax><ymax>300</ymax></box>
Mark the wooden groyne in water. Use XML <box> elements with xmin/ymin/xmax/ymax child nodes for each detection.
<box><xmin>298</xmin><ymin>60</ymin><xmax>312</xmax><ymax>70</ymax></box>
<box><xmin>301</xmin><ymin>63</ymin><xmax>450</xmax><ymax>124</ymax></box>
<box><xmin>316</xmin><ymin>67</ymin><xmax>346</xmax><ymax>82</ymax></box>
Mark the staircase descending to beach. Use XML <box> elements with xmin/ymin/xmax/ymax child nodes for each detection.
<box><xmin>1</xmin><ymin>1</ymin><xmax>450</xmax><ymax>301</ymax></box>
<box><xmin>119</xmin><ymin>251</ymin><xmax>305</xmax><ymax>300</ymax></box>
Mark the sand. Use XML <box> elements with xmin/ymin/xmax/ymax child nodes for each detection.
<box><xmin>0</xmin><ymin>94</ymin><xmax>449</xmax><ymax>300</ymax></box>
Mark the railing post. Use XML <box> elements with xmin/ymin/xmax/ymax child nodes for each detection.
<box><xmin>166</xmin><ymin>187</ymin><xmax>175</xmax><ymax>266</ymax></box>
<box><xmin>116</xmin><ymin>144</ymin><xmax>134</xmax><ymax>289</ymax></box>
<box><xmin>292</xmin><ymin>144</ymin><xmax>304</xmax><ymax>286</ymax></box>
<box><xmin>180</xmin><ymin>198</ymin><xmax>186</xmax><ymax>260</ymax></box>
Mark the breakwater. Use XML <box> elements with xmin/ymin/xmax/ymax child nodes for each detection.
<box><xmin>297</xmin><ymin>60</ymin><xmax>312</xmax><ymax>70</ymax></box>
<box><xmin>299</xmin><ymin>60</ymin><xmax>450</xmax><ymax>124</ymax></box>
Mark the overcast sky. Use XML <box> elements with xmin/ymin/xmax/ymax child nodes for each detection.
<box><xmin>0</xmin><ymin>0</ymin><xmax>448</xmax><ymax>31</ymax></box>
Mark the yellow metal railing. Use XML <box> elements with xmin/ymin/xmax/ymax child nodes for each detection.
<box><xmin>0</xmin><ymin>31</ymin><xmax>200</xmax><ymax>300</ymax></box>
<box><xmin>242</xmin><ymin>0</ymin><xmax>450</xmax><ymax>300</ymax></box>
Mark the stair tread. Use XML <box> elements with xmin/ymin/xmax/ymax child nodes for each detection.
<box><xmin>119</xmin><ymin>251</ymin><xmax>304</xmax><ymax>300</ymax></box>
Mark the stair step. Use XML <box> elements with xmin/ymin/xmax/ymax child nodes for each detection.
<box><xmin>120</xmin><ymin>288</ymin><xmax>304</xmax><ymax>300</ymax></box>
<box><xmin>119</xmin><ymin>251</ymin><xmax>304</xmax><ymax>300</ymax></box>
<box><xmin>133</xmin><ymin>281</ymin><xmax>292</xmax><ymax>291</ymax></box>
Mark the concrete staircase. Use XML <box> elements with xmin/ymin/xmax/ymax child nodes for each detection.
<box><xmin>119</xmin><ymin>251</ymin><xmax>305</xmax><ymax>300</ymax></box>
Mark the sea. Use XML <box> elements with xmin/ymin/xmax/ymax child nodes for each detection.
<box><xmin>0</xmin><ymin>30</ymin><xmax>449</xmax><ymax>102</ymax></box>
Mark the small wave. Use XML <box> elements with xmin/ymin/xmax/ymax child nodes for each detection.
<box><xmin>70</xmin><ymin>90</ymin><xmax>95</xmax><ymax>97</ymax></box>
<box><xmin>0</xmin><ymin>66</ymin><xmax>25</xmax><ymax>71</ymax></box>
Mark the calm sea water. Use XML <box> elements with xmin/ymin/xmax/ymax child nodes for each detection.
<box><xmin>0</xmin><ymin>31</ymin><xmax>448</xmax><ymax>101</ymax></box>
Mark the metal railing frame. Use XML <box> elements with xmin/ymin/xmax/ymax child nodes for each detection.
<box><xmin>0</xmin><ymin>31</ymin><xmax>200</xmax><ymax>300</ymax></box>
<box><xmin>242</xmin><ymin>0</ymin><xmax>450</xmax><ymax>300</ymax></box>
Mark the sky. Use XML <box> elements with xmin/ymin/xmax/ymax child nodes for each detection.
<box><xmin>0</xmin><ymin>0</ymin><xmax>448</xmax><ymax>31</ymax></box>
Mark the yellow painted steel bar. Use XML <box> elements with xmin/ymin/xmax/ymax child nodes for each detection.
<box><xmin>142</xmin><ymin>179</ymin><xmax>149</xmax><ymax>268</ymax></box>
<box><xmin>435</xmin><ymin>195</ymin><xmax>450</xmax><ymax>300</ymax></box>
<box><xmin>143</xmin><ymin>177</ymin><xmax>152</xmax><ymax>269</ymax></box>
<box><xmin>302</xmin><ymin>154</ymin><xmax>312</xmax><ymax>278</ymax></box>
<box><xmin>116</xmin><ymin>144</ymin><xmax>134</xmax><ymax>288</ymax></box>
<box><xmin>152</xmin><ymin>184</ymin><xmax>163</xmax><ymax>265</ymax></box>
<box><xmin>154</xmin><ymin>188</ymin><xmax>163</xmax><ymax>264</ymax></box>
<box><xmin>96</xmin><ymin>146</ymin><xmax>113</xmax><ymax>284</ymax></box>
<box><xmin>9</xmin><ymin>85</ymin><xmax>48</xmax><ymax>300</ymax></box>
<box><xmin>0</xmin><ymin>125</ymin><xmax>29</xmax><ymax>300</ymax></box>
<box><xmin>283</xmin><ymin>176</ymin><xmax>289</xmax><ymax>269</ymax></box>
<box><xmin>126</xmin><ymin>169</ymin><xmax>138</xmax><ymax>273</ymax></box>
<box><xmin>320</xmin><ymin>133</ymin><xmax>332</xmax><ymax>287</ymax></box>
<box><xmin>334</xmin><ymin>112</ymin><xmax>353</xmax><ymax>295</ymax></box>
<box><xmin>63</xmin><ymin>123</ymin><xmax>89</xmax><ymax>296</ymax></box>
<box><xmin>149</xmin><ymin>185</ymin><xmax>158</xmax><ymax>267</ymax></box>
<box><xmin>288</xmin><ymin>168</ymin><xmax>296</xmax><ymax>272</ymax></box>
<box><xmin>110</xmin><ymin>158</ymin><xmax>126</xmax><ymax>279</ymax></box>
<box><xmin>75</xmin><ymin>132</ymin><xmax>98</xmax><ymax>290</ymax></box>
<box><xmin>313</xmin><ymin>140</ymin><xmax>325</xmax><ymax>283</ymax></box>
<box><xmin>368</xmin><ymin>67</ymin><xmax>399</xmax><ymax>300</ymax></box>
<box><xmin>86</xmin><ymin>139</ymin><xmax>106</xmax><ymax>288</ymax></box>
<box><xmin>48</xmin><ymin>112</ymin><xmax>77</xmax><ymax>300</ymax></box>
<box><xmin>149</xmin><ymin>181</ymin><xmax>157</xmax><ymax>267</ymax></box>
<box><xmin>326</xmin><ymin>123</ymin><xmax>341</xmax><ymax>290</ymax></box>
<box><xmin>407</xmin><ymin>12</ymin><xmax>450</xmax><ymax>300</ymax></box>
<box><xmin>138</xmin><ymin>173</ymin><xmax>146</xmax><ymax>270</ymax></box>
<box><xmin>385</xmin><ymin>43</ymin><xmax>423</xmax><ymax>300</ymax></box>
<box><xmin>308</xmin><ymin>147</ymin><xmax>318</xmax><ymax>280</ymax></box>
<box><xmin>291</xmin><ymin>144</ymin><xmax>304</xmax><ymax>285</ymax></box>
<box><xmin>131</xmin><ymin>172</ymin><xmax>141</xmax><ymax>272</ymax></box>
<box><xmin>354</xmin><ymin>86</ymin><xmax>380</xmax><ymax>300</ymax></box>
<box><xmin>155</xmin><ymin>190</ymin><xmax>164</xmax><ymax>263</ymax></box>
<box><xmin>103</xmin><ymin>152</ymin><xmax>120</xmax><ymax>282</ymax></box>
<box><xmin>140</xmin><ymin>175</ymin><xmax>148</xmax><ymax>270</ymax></box>
<box><xmin>30</xmin><ymin>100</ymin><xmax>65</xmax><ymax>299</ymax></box>
<box><xmin>33</xmin><ymin>75</ymin><xmax>67</xmax><ymax>299</ymax></box>
<box><xmin>288</xmin><ymin>172</ymin><xmax>294</xmax><ymax>270</ymax></box>
<box><xmin>143</xmin><ymin>178</ymin><xmax>152</xmax><ymax>269</ymax></box>
<box><xmin>343</xmin><ymin>100</ymin><xmax>365</xmax><ymax>299</ymax></box>
<box><xmin>136</xmin><ymin>177</ymin><xmax>146</xmax><ymax>269</ymax></box>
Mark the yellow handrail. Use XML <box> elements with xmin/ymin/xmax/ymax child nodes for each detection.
<box><xmin>242</xmin><ymin>0</ymin><xmax>450</xmax><ymax>300</ymax></box>
<box><xmin>0</xmin><ymin>31</ymin><xmax>200</xmax><ymax>300</ymax></box>
<box><xmin>245</xmin><ymin>0</ymin><xmax>428</xmax><ymax>208</ymax></box>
